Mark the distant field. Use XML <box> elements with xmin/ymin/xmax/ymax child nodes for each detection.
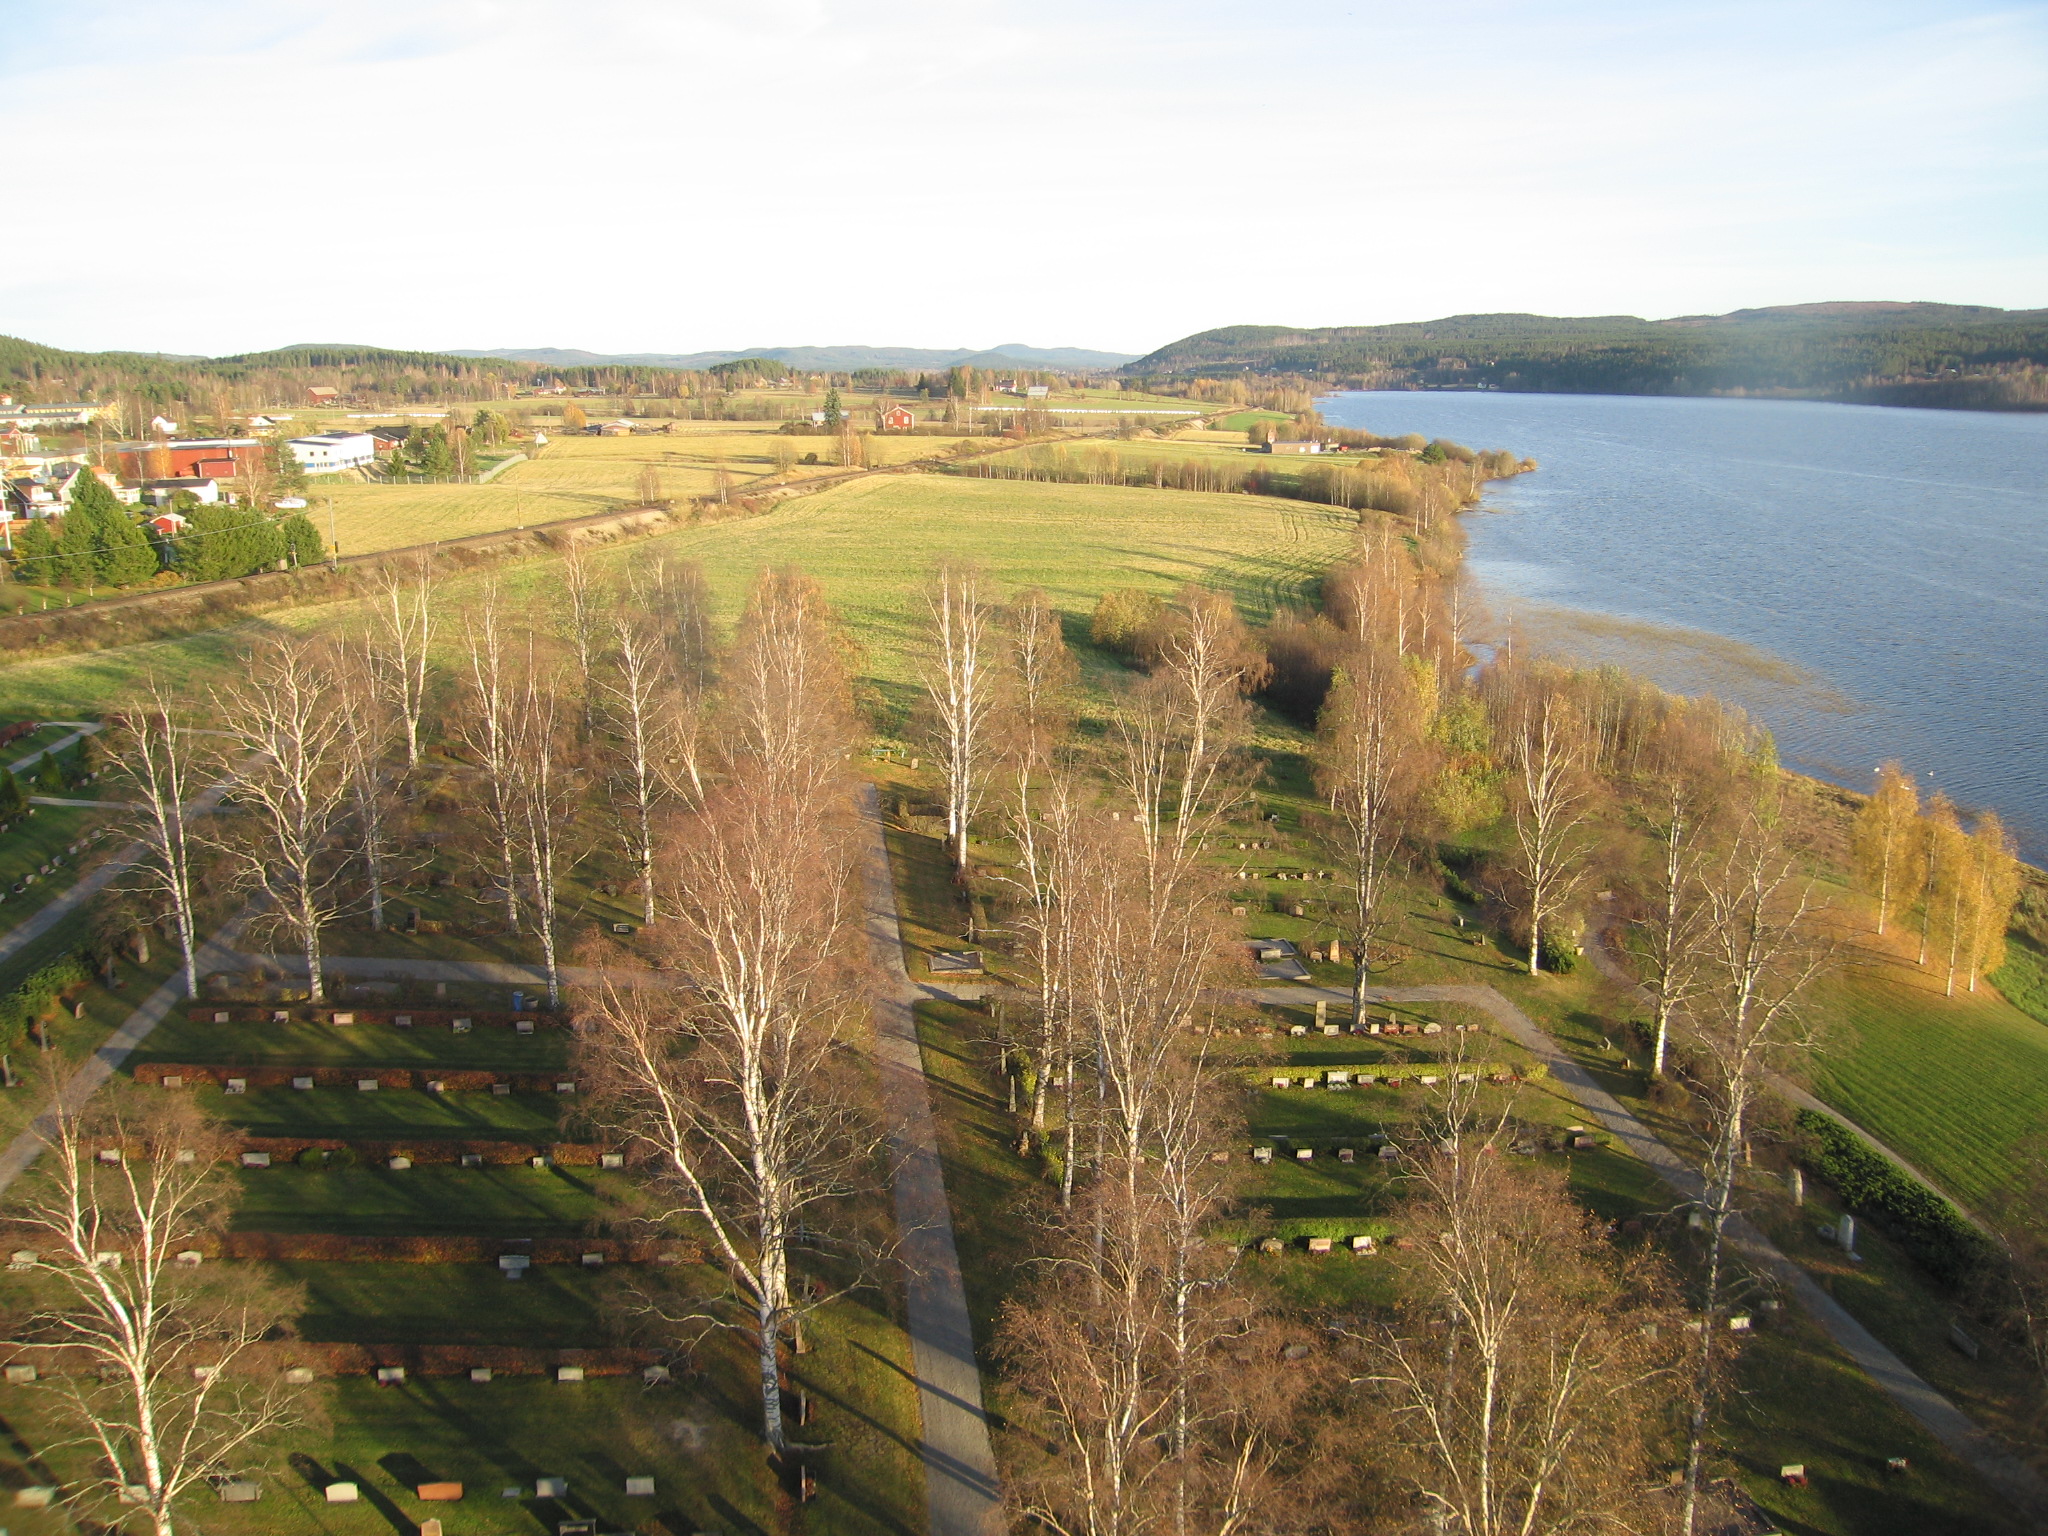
<box><xmin>0</xmin><ymin>474</ymin><xmax>1361</xmax><ymax>719</ymax></box>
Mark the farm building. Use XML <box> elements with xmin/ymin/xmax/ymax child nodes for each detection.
<box><xmin>113</xmin><ymin>438</ymin><xmax>264</xmax><ymax>481</ymax></box>
<box><xmin>1265</xmin><ymin>439</ymin><xmax>1325</xmax><ymax>455</ymax></box>
<box><xmin>877</xmin><ymin>404</ymin><xmax>916</xmax><ymax>431</ymax></box>
<box><xmin>597</xmin><ymin>420</ymin><xmax>636</xmax><ymax>436</ymax></box>
<box><xmin>287</xmin><ymin>431</ymin><xmax>377</xmax><ymax>473</ymax></box>
<box><xmin>0</xmin><ymin>400</ymin><xmax>113</xmax><ymax>429</ymax></box>
<box><xmin>305</xmin><ymin>385</ymin><xmax>342</xmax><ymax>405</ymax></box>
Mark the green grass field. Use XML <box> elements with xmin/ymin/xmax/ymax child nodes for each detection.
<box><xmin>137</xmin><ymin>1015</ymin><xmax>573</xmax><ymax>1069</ymax></box>
<box><xmin>229</xmin><ymin>1164</ymin><xmax>619</xmax><ymax>1237</ymax></box>
<box><xmin>197</xmin><ymin>1082</ymin><xmax>572</xmax><ymax>1142</ymax></box>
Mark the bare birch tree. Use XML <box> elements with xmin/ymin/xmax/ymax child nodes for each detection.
<box><xmin>1356</xmin><ymin>1141</ymin><xmax>1678</xmax><ymax>1536</ymax></box>
<box><xmin>509</xmin><ymin>661</ymin><xmax>580</xmax><ymax>1006</ymax></box>
<box><xmin>11</xmin><ymin>1095</ymin><xmax>306</xmax><ymax>1536</ymax></box>
<box><xmin>921</xmin><ymin>560</ymin><xmax>999</xmax><ymax>882</ymax></box>
<box><xmin>1314</xmin><ymin>641</ymin><xmax>1429</xmax><ymax>1016</ymax></box>
<box><xmin>1675</xmin><ymin>814</ymin><xmax>1835</xmax><ymax>1536</ymax></box>
<box><xmin>108</xmin><ymin>683</ymin><xmax>210</xmax><ymax>997</ymax></box>
<box><xmin>334</xmin><ymin>647</ymin><xmax>406</xmax><ymax>934</ymax></box>
<box><xmin>209</xmin><ymin>644</ymin><xmax>351</xmax><ymax>1001</ymax></box>
<box><xmin>1505</xmin><ymin>690</ymin><xmax>1594</xmax><ymax>975</ymax></box>
<box><xmin>458</xmin><ymin>589</ymin><xmax>525</xmax><ymax>932</ymax></box>
<box><xmin>366</xmin><ymin>555</ymin><xmax>435</xmax><ymax>770</ymax></box>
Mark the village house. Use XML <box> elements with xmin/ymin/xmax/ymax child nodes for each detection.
<box><xmin>145</xmin><ymin>508</ymin><xmax>191</xmax><ymax>538</ymax></box>
<box><xmin>287</xmin><ymin>431</ymin><xmax>377</xmax><ymax>473</ymax></box>
<box><xmin>365</xmin><ymin>425</ymin><xmax>411</xmax><ymax>455</ymax></box>
<box><xmin>877</xmin><ymin>404</ymin><xmax>916</xmax><ymax>431</ymax></box>
<box><xmin>140</xmin><ymin>477</ymin><xmax>222</xmax><ymax>507</ymax></box>
<box><xmin>305</xmin><ymin>385</ymin><xmax>343</xmax><ymax>406</ymax></box>
<box><xmin>1264</xmin><ymin>439</ymin><xmax>1325</xmax><ymax>455</ymax></box>
<box><xmin>597</xmin><ymin>420</ymin><xmax>635</xmax><ymax>436</ymax></box>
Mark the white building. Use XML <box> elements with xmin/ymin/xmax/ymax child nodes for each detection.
<box><xmin>286</xmin><ymin>431</ymin><xmax>377</xmax><ymax>474</ymax></box>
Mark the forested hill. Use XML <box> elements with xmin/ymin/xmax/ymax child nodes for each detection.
<box><xmin>1127</xmin><ymin>302</ymin><xmax>2048</xmax><ymax>410</ymax></box>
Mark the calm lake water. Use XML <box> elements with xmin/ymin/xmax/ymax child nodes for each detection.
<box><xmin>1318</xmin><ymin>391</ymin><xmax>2048</xmax><ymax>863</ymax></box>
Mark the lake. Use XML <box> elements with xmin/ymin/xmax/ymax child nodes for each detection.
<box><xmin>1316</xmin><ymin>391</ymin><xmax>2048</xmax><ymax>862</ymax></box>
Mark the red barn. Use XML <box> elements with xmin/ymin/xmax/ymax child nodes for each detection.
<box><xmin>113</xmin><ymin>439</ymin><xmax>264</xmax><ymax>481</ymax></box>
<box><xmin>877</xmin><ymin>405</ymin><xmax>916</xmax><ymax>431</ymax></box>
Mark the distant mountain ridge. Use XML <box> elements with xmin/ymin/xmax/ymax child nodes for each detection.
<box><xmin>1126</xmin><ymin>303</ymin><xmax>2048</xmax><ymax>411</ymax></box>
<box><xmin>445</xmin><ymin>342</ymin><xmax>1138</xmax><ymax>372</ymax></box>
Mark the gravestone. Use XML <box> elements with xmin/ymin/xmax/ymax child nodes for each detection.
<box><xmin>530</xmin><ymin>1155</ymin><xmax>549</xmax><ymax>1169</ymax></box>
<box><xmin>462</xmin><ymin>1153</ymin><xmax>483</xmax><ymax>1168</ymax></box>
<box><xmin>452</xmin><ymin>1018</ymin><xmax>472</xmax><ymax>1034</ymax></box>
<box><xmin>241</xmin><ymin>1152</ymin><xmax>270</xmax><ymax>1168</ymax></box>
<box><xmin>388</xmin><ymin>1156</ymin><xmax>411</xmax><ymax>1170</ymax></box>
<box><xmin>557</xmin><ymin>1366</ymin><xmax>585</xmax><ymax>1382</ymax></box>
<box><xmin>271</xmin><ymin>1011</ymin><xmax>288</xmax><ymax>1023</ymax></box>
<box><xmin>285</xmin><ymin>1367</ymin><xmax>315</xmax><ymax>1384</ymax></box>
<box><xmin>555</xmin><ymin>1081</ymin><xmax>576</xmax><ymax>1094</ymax></box>
<box><xmin>1252</xmin><ymin>1146</ymin><xmax>1273</xmax><ymax>1164</ymax></box>
<box><xmin>1377</xmin><ymin>1145</ymin><xmax>1399</xmax><ymax>1161</ymax></box>
<box><xmin>219</xmin><ymin>1480</ymin><xmax>261</xmax><ymax>1502</ymax></box>
<box><xmin>516</xmin><ymin>1020</ymin><xmax>536</xmax><ymax>1035</ymax></box>
<box><xmin>214</xmin><ymin>1011</ymin><xmax>230</xmax><ymax>1023</ymax></box>
<box><xmin>1322</xmin><ymin>1024</ymin><xmax>1340</xmax><ymax>1036</ymax></box>
<box><xmin>162</xmin><ymin>1075</ymin><xmax>183</xmax><ymax>1089</ymax></box>
<box><xmin>421</xmin><ymin>1522</ymin><xmax>444</xmax><ymax>1536</ymax></box>
<box><xmin>1295</xmin><ymin>1147</ymin><xmax>1313</xmax><ymax>1161</ymax></box>
<box><xmin>643</xmin><ymin>1364</ymin><xmax>672</xmax><ymax>1384</ymax></box>
<box><xmin>1419</xmin><ymin>1075</ymin><xmax>1440</xmax><ymax>1087</ymax></box>
<box><xmin>8</xmin><ymin>1251</ymin><xmax>35</xmax><ymax>1270</ymax></box>
<box><xmin>625</xmin><ymin>1475</ymin><xmax>655</xmax><ymax>1496</ymax></box>
<box><xmin>325</xmin><ymin>1482</ymin><xmax>360</xmax><ymax>1503</ymax></box>
<box><xmin>331</xmin><ymin>1013</ymin><xmax>355</xmax><ymax>1025</ymax></box>
<box><xmin>175</xmin><ymin>1251</ymin><xmax>203</xmax><ymax>1267</ymax></box>
<box><xmin>1338</xmin><ymin>1147</ymin><xmax>1355</xmax><ymax>1163</ymax></box>
<box><xmin>357</xmin><ymin>1079</ymin><xmax>380</xmax><ymax>1093</ymax></box>
<box><xmin>534</xmin><ymin>1476</ymin><xmax>568</xmax><ymax>1498</ymax></box>
<box><xmin>376</xmin><ymin>1366</ymin><xmax>405</xmax><ymax>1384</ymax></box>
<box><xmin>492</xmin><ymin>1083</ymin><xmax>511</xmax><ymax>1096</ymax></box>
<box><xmin>1838</xmin><ymin>1213</ymin><xmax>1857</xmax><ymax>1253</ymax></box>
<box><xmin>418</xmin><ymin>1481</ymin><xmax>463</xmax><ymax>1501</ymax></box>
<box><xmin>581</xmin><ymin>1253</ymin><xmax>604</xmax><ymax>1267</ymax></box>
<box><xmin>1306</xmin><ymin>1236</ymin><xmax>1333</xmax><ymax>1254</ymax></box>
<box><xmin>1350</xmin><ymin>1234</ymin><xmax>1376</xmax><ymax>1252</ymax></box>
<box><xmin>1789</xmin><ymin>1167</ymin><xmax>1804</xmax><ymax>1206</ymax></box>
<box><xmin>1950</xmin><ymin>1322</ymin><xmax>1981</xmax><ymax>1359</ymax></box>
<box><xmin>1315</xmin><ymin>1000</ymin><xmax>1327</xmax><ymax>1027</ymax></box>
<box><xmin>498</xmin><ymin>1255</ymin><xmax>531</xmax><ymax>1274</ymax></box>
<box><xmin>1728</xmin><ymin>1314</ymin><xmax>1752</xmax><ymax>1332</ymax></box>
<box><xmin>1271</xmin><ymin>1076</ymin><xmax>1290</xmax><ymax>1089</ymax></box>
<box><xmin>292</xmin><ymin>1077</ymin><xmax>313</xmax><ymax>1091</ymax></box>
<box><xmin>14</xmin><ymin>1487</ymin><xmax>55</xmax><ymax>1508</ymax></box>
<box><xmin>1288</xmin><ymin>1025</ymin><xmax>1307</xmax><ymax>1037</ymax></box>
<box><xmin>472</xmin><ymin>1367</ymin><xmax>493</xmax><ymax>1382</ymax></box>
<box><xmin>226</xmin><ymin>1078</ymin><xmax>247</xmax><ymax>1094</ymax></box>
<box><xmin>427</xmin><ymin>1080</ymin><xmax>446</xmax><ymax>1094</ymax></box>
<box><xmin>600</xmin><ymin>1153</ymin><xmax>625</xmax><ymax>1169</ymax></box>
<box><xmin>97</xmin><ymin>1148</ymin><xmax>122</xmax><ymax>1163</ymax></box>
<box><xmin>1257</xmin><ymin>1238</ymin><xmax>1284</xmax><ymax>1254</ymax></box>
<box><xmin>1422</xmin><ymin>1021</ymin><xmax>1442</xmax><ymax>1035</ymax></box>
<box><xmin>4</xmin><ymin>1363</ymin><xmax>36</xmax><ymax>1384</ymax></box>
<box><xmin>395</xmin><ymin>1015</ymin><xmax>413</xmax><ymax>1028</ymax></box>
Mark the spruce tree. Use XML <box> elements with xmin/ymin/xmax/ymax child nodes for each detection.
<box><xmin>0</xmin><ymin>769</ymin><xmax>25</xmax><ymax>820</ymax></box>
<box><xmin>11</xmin><ymin>520</ymin><xmax>58</xmax><ymax>587</ymax></box>
<box><xmin>280</xmin><ymin>515</ymin><xmax>325</xmax><ymax>567</ymax></box>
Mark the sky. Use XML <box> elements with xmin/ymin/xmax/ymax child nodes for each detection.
<box><xmin>2</xmin><ymin>0</ymin><xmax>2043</xmax><ymax>358</ymax></box>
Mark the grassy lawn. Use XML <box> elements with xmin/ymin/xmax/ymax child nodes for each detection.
<box><xmin>195</xmin><ymin>1082</ymin><xmax>573</xmax><ymax>1142</ymax></box>
<box><xmin>135</xmin><ymin>1015</ymin><xmax>573</xmax><ymax>1069</ymax></box>
<box><xmin>231</xmin><ymin>1164</ymin><xmax>619</xmax><ymax>1237</ymax></box>
<box><xmin>285</xmin><ymin>1260</ymin><xmax>611</xmax><ymax>1346</ymax></box>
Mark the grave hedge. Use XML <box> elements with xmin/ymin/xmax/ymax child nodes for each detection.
<box><xmin>0</xmin><ymin>953</ymin><xmax>90</xmax><ymax>1050</ymax></box>
<box><xmin>1795</xmin><ymin>1109</ymin><xmax>1995</xmax><ymax>1287</ymax></box>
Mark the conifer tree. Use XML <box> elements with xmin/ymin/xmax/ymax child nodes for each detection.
<box><xmin>11</xmin><ymin>519</ymin><xmax>57</xmax><ymax>586</ymax></box>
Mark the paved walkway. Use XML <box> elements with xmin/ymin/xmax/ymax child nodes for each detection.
<box><xmin>856</xmin><ymin>784</ymin><xmax>1001</xmax><ymax>1536</ymax></box>
<box><xmin>1250</xmin><ymin>981</ymin><xmax>2048</xmax><ymax>1524</ymax></box>
<box><xmin>0</xmin><ymin>911</ymin><xmax>253</xmax><ymax>1198</ymax></box>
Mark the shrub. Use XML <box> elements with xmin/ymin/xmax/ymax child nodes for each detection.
<box><xmin>1089</xmin><ymin>588</ymin><xmax>1163</xmax><ymax>658</ymax></box>
<box><xmin>1539</xmin><ymin>930</ymin><xmax>1579</xmax><ymax>975</ymax></box>
<box><xmin>0</xmin><ymin>953</ymin><xmax>90</xmax><ymax>1051</ymax></box>
<box><xmin>297</xmin><ymin>1148</ymin><xmax>325</xmax><ymax>1169</ymax></box>
<box><xmin>1796</xmin><ymin>1110</ymin><xmax>1995</xmax><ymax>1287</ymax></box>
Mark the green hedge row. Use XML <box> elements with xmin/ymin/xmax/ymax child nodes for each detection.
<box><xmin>1796</xmin><ymin>1109</ymin><xmax>1995</xmax><ymax>1287</ymax></box>
<box><xmin>0</xmin><ymin>954</ymin><xmax>91</xmax><ymax>1051</ymax></box>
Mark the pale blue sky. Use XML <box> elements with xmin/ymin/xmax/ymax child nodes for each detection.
<box><xmin>2</xmin><ymin>0</ymin><xmax>2041</xmax><ymax>356</ymax></box>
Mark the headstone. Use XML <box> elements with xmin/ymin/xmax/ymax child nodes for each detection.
<box><xmin>220</xmin><ymin>1480</ymin><xmax>262</xmax><ymax>1502</ymax></box>
<box><xmin>1338</xmin><ymin>1147</ymin><xmax>1355</xmax><ymax>1163</ymax></box>
<box><xmin>1570</xmin><ymin>1135</ymin><xmax>1596</xmax><ymax>1149</ymax></box>
<box><xmin>492</xmin><ymin>1083</ymin><xmax>511</xmax><ymax>1096</ymax></box>
<box><xmin>1326</xmin><ymin>1071</ymin><xmax>1350</xmax><ymax>1085</ymax></box>
<box><xmin>1252</xmin><ymin>1146</ymin><xmax>1273</xmax><ymax>1164</ymax></box>
<box><xmin>226</xmin><ymin>1078</ymin><xmax>247</xmax><ymax>1094</ymax></box>
<box><xmin>357</xmin><ymin>1078</ymin><xmax>379</xmax><ymax>1092</ymax></box>
<box><xmin>535</xmin><ymin>1476</ymin><xmax>568</xmax><ymax>1498</ymax></box>
<box><xmin>427</xmin><ymin>1080</ymin><xmax>446</xmax><ymax>1094</ymax></box>
<box><xmin>326</xmin><ymin>1481</ymin><xmax>361</xmax><ymax>1502</ymax></box>
<box><xmin>1728</xmin><ymin>1315</ymin><xmax>1752</xmax><ymax>1332</ymax></box>
<box><xmin>1288</xmin><ymin>1024</ymin><xmax>1307</xmax><ymax>1037</ymax></box>
<box><xmin>1306</xmin><ymin>1236</ymin><xmax>1333</xmax><ymax>1254</ymax></box>
<box><xmin>15</xmin><ymin>1486</ymin><xmax>56</xmax><ymax>1507</ymax></box>
<box><xmin>162</xmin><ymin>1075</ymin><xmax>184</xmax><ymax>1089</ymax></box>
<box><xmin>271</xmin><ymin>1011</ymin><xmax>288</xmax><ymax>1023</ymax></box>
<box><xmin>1419</xmin><ymin>1075</ymin><xmax>1440</xmax><ymax>1087</ymax></box>
<box><xmin>1350</xmin><ymin>1234</ymin><xmax>1376</xmax><ymax>1252</ymax></box>
<box><xmin>292</xmin><ymin>1077</ymin><xmax>313</xmax><ymax>1091</ymax></box>
<box><xmin>175</xmin><ymin>1251</ymin><xmax>203</xmax><ymax>1266</ymax></box>
<box><xmin>8</xmin><ymin>1251</ymin><xmax>36</xmax><ymax>1269</ymax></box>
<box><xmin>581</xmin><ymin>1252</ymin><xmax>604</xmax><ymax>1267</ymax></box>
<box><xmin>530</xmin><ymin>1155</ymin><xmax>548</xmax><ymax>1169</ymax></box>
<box><xmin>1257</xmin><ymin>1237</ymin><xmax>1284</xmax><ymax>1254</ymax></box>
<box><xmin>4</xmin><ymin>1363</ymin><xmax>36</xmax><ymax>1384</ymax></box>
<box><xmin>1271</xmin><ymin>1076</ymin><xmax>1290</xmax><ymax>1089</ymax></box>
<box><xmin>555</xmin><ymin>1081</ymin><xmax>576</xmax><ymax>1094</ymax></box>
<box><xmin>1838</xmin><ymin>1214</ymin><xmax>1857</xmax><ymax>1253</ymax></box>
<box><xmin>643</xmin><ymin>1364</ymin><xmax>671</xmax><ymax>1384</ymax></box>
<box><xmin>516</xmin><ymin>1019</ymin><xmax>536</xmax><ymax>1035</ymax></box>
<box><xmin>1295</xmin><ymin>1147</ymin><xmax>1313</xmax><ymax>1161</ymax></box>
<box><xmin>417</xmin><ymin>1481</ymin><xmax>463</xmax><ymax>1501</ymax></box>
<box><xmin>241</xmin><ymin>1152</ymin><xmax>270</xmax><ymax>1168</ymax></box>
<box><xmin>1377</xmin><ymin>1145</ymin><xmax>1399</xmax><ymax>1161</ymax></box>
<box><xmin>1789</xmin><ymin>1167</ymin><xmax>1804</xmax><ymax>1206</ymax></box>
<box><xmin>376</xmin><ymin>1366</ymin><xmax>405</xmax><ymax>1384</ymax></box>
<box><xmin>388</xmin><ymin>1156</ymin><xmax>411</xmax><ymax>1170</ymax></box>
<box><xmin>498</xmin><ymin>1255</ymin><xmax>531</xmax><ymax>1273</ymax></box>
<box><xmin>395</xmin><ymin>1015</ymin><xmax>414</xmax><ymax>1028</ymax></box>
<box><xmin>472</xmin><ymin>1367</ymin><xmax>493</xmax><ymax>1382</ymax></box>
<box><xmin>1780</xmin><ymin>1465</ymin><xmax>1807</xmax><ymax>1487</ymax></box>
<box><xmin>1315</xmin><ymin>1000</ymin><xmax>1327</xmax><ymax>1026</ymax></box>
<box><xmin>1950</xmin><ymin>1322</ymin><xmax>1981</xmax><ymax>1359</ymax></box>
<box><xmin>192</xmin><ymin>1364</ymin><xmax>218</xmax><ymax>1382</ymax></box>
<box><xmin>1422</xmin><ymin>1021</ymin><xmax>1442</xmax><ymax>1035</ymax></box>
<box><xmin>97</xmin><ymin>1148</ymin><xmax>122</xmax><ymax>1163</ymax></box>
<box><xmin>462</xmin><ymin>1153</ymin><xmax>483</xmax><ymax>1168</ymax></box>
<box><xmin>625</xmin><ymin>1475</ymin><xmax>655</xmax><ymax>1496</ymax></box>
<box><xmin>331</xmin><ymin>1012</ymin><xmax>355</xmax><ymax>1025</ymax></box>
<box><xmin>420</xmin><ymin>1521</ymin><xmax>444</xmax><ymax>1536</ymax></box>
<box><xmin>1322</xmin><ymin>1023</ymin><xmax>1339</xmax><ymax>1036</ymax></box>
<box><xmin>214</xmin><ymin>1011</ymin><xmax>230</xmax><ymax>1023</ymax></box>
<box><xmin>556</xmin><ymin>1365</ymin><xmax>584</xmax><ymax>1382</ymax></box>
<box><xmin>453</xmin><ymin>1019</ymin><xmax>472</xmax><ymax>1034</ymax></box>
<box><xmin>600</xmin><ymin>1152</ymin><xmax>625</xmax><ymax>1169</ymax></box>
<box><xmin>285</xmin><ymin>1367</ymin><xmax>315</xmax><ymax>1384</ymax></box>
<box><xmin>435</xmin><ymin>982</ymin><xmax>448</xmax><ymax>997</ymax></box>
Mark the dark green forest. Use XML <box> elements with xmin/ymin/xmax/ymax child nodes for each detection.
<box><xmin>1127</xmin><ymin>302</ymin><xmax>2048</xmax><ymax>409</ymax></box>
